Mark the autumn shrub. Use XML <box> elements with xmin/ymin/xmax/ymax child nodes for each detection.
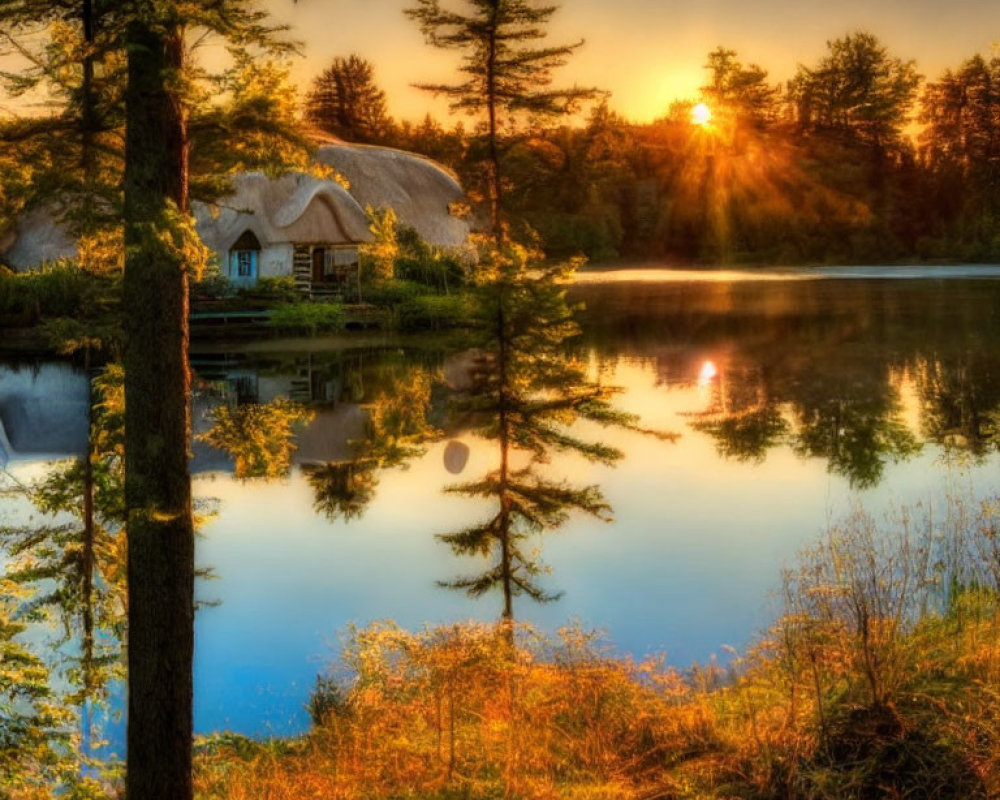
<box><xmin>194</xmin><ymin>495</ymin><xmax>1000</xmax><ymax>800</ymax></box>
<box><xmin>195</xmin><ymin>621</ymin><xmax>706</xmax><ymax>800</ymax></box>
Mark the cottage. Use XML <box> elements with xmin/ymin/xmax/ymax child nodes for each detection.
<box><xmin>193</xmin><ymin>171</ymin><xmax>372</xmax><ymax>296</ymax></box>
<box><xmin>0</xmin><ymin>144</ymin><xmax>471</xmax><ymax>296</ymax></box>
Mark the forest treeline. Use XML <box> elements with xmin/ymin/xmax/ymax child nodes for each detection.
<box><xmin>307</xmin><ymin>34</ymin><xmax>1000</xmax><ymax>265</ymax></box>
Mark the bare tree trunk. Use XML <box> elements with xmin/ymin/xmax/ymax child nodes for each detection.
<box><xmin>486</xmin><ymin>0</ymin><xmax>503</xmax><ymax>245</ymax></box>
<box><xmin>497</xmin><ymin>294</ymin><xmax>513</xmax><ymax>625</ymax></box>
<box><xmin>81</xmin><ymin>350</ymin><xmax>96</xmax><ymax>712</ymax></box>
<box><xmin>123</xmin><ymin>10</ymin><xmax>194</xmax><ymax>800</ymax></box>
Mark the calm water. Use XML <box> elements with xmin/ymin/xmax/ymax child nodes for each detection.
<box><xmin>4</xmin><ymin>267</ymin><xmax>1000</xmax><ymax>745</ymax></box>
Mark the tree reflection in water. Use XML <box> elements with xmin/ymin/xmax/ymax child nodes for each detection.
<box><xmin>304</xmin><ymin>367</ymin><xmax>438</xmax><ymax>523</ymax></box>
<box><xmin>438</xmin><ymin>247</ymin><xmax>672</xmax><ymax>622</ymax></box>
<box><xmin>0</xmin><ymin>364</ymin><xmax>126</xmax><ymax>786</ymax></box>
<box><xmin>575</xmin><ymin>278</ymin><xmax>1000</xmax><ymax>488</ymax></box>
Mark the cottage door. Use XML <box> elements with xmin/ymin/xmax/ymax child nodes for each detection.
<box><xmin>311</xmin><ymin>248</ymin><xmax>326</xmax><ymax>283</ymax></box>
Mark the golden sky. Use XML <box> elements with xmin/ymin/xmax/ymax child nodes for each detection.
<box><xmin>267</xmin><ymin>0</ymin><xmax>1000</xmax><ymax>123</ymax></box>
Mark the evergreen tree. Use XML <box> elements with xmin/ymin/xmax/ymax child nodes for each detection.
<box><xmin>121</xmin><ymin>4</ymin><xmax>194</xmax><ymax>796</ymax></box>
<box><xmin>701</xmin><ymin>47</ymin><xmax>780</xmax><ymax>127</ymax></box>
<box><xmin>439</xmin><ymin>245</ymin><xmax>666</xmax><ymax>621</ymax></box>
<box><xmin>406</xmin><ymin>0</ymin><xmax>598</xmax><ymax>240</ymax></box>
<box><xmin>305</xmin><ymin>54</ymin><xmax>392</xmax><ymax>144</ymax></box>
<box><xmin>788</xmin><ymin>32</ymin><xmax>920</xmax><ymax>150</ymax></box>
<box><xmin>0</xmin><ymin>0</ymin><xmax>126</xmax><ymax>266</ymax></box>
<box><xmin>0</xmin><ymin>1</ymin><xmax>304</xmax><ymax>271</ymax></box>
<box><xmin>920</xmin><ymin>54</ymin><xmax>1000</xmax><ymax>255</ymax></box>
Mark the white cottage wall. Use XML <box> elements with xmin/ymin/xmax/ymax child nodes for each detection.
<box><xmin>260</xmin><ymin>243</ymin><xmax>294</xmax><ymax>279</ymax></box>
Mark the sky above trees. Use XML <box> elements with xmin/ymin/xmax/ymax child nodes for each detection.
<box><xmin>270</xmin><ymin>0</ymin><xmax>1000</xmax><ymax>122</ymax></box>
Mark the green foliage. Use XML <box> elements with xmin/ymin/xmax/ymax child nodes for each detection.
<box><xmin>395</xmin><ymin>293</ymin><xmax>478</xmax><ymax>332</ymax></box>
<box><xmin>198</xmin><ymin>398</ymin><xmax>314</xmax><ymax>480</ymax></box>
<box><xmin>360</xmin><ymin>206</ymin><xmax>399</xmax><ymax>282</ymax></box>
<box><xmin>0</xmin><ymin>590</ymin><xmax>72</xmax><ymax>799</ymax></box>
<box><xmin>361</xmin><ymin>210</ymin><xmax>468</xmax><ymax>293</ymax></box>
<box><xmin>439</xmin><ymin>244</ymin><xmax>670</xmax><ymax>617</ymax></box>
<box><xmin>305</xmin><ymin>54</ymin><xmax>393</xmax><ymax>144</ymax></box>
<box><xmin>393</xmin><ymin>226</ymin><xmax>468</xmax><ymax>292</ymax></box>
<box><xmin>0</xmin><ymin>0</ymin><xmax>308</xmax><ymax>273</ymax></box>
<box><xmin>0</xmin><ymin>265</ymin><xmax>116</xmax><ymax>326</ymax></box>
<box><xmin>238</xmin><ymin>276</ymin><xmax>300</xmax><ymax>304</ymax></box>
<box><xmin>267</xmin><ymin>302</ymin><xmax>346</xmax><ymax>335</ymax></box>
<box><xmin>363</xmin><ymin>279</ymin><xmax>426</xmax><ymax>307</ymax></box>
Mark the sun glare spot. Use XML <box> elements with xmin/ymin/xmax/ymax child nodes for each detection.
<box><xmin>699</xmin><ymin>360</ymin><xmax>718</xmax><ymax>384</ymax></box>
<box><xmin>691</xmin><ymin>102</ymin><xmax>712</xmax><ymax>126</ymax></box>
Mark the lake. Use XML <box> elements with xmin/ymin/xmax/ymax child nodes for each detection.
<box><xmin>3</xmin><ymin>266</ymin><xmax>1000</xmax><ymax>748</ymax></box>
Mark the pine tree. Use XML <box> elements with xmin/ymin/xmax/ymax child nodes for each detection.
<box><xmin>305</xmin><ymin>54</ymin><xmax>392</xmax><ymax>144</ymax></box>
<box><xmin>701</xmin><ymin>47</ymin><xmax>780</xmax><ymax>127</ymax></box>
<box><xmin>0</xmin><ymin>1</ymin><xmax>304</xmax><ymax>271</ymax></box>
<box><xmin>439</xmin><ymin>246</ymin><xmax>668</xmax><ymax>622</ymax></box>
<box><xmin>788</xmin><ymin>32</ymin><xmax>921</xmax><ymax>150</ymax></box>
<box><xmin>406</xmin><ymin>0</ymin><xmax>599</xmax><ymax>240</ymax></box>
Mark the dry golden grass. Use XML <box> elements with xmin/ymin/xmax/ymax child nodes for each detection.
<box><xmin>194</xmin><ymin>497</ymin><xmax>1000</xmax><ymax>800</ymax></box>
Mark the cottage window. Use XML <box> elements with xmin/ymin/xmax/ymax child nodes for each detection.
<box><xmin>228</xmin><ymin>230</ymin><xmax>262</xmax><ymax>283</ymax></box>
<box><xmin>236</xmin><ymin>250</ymin><xmax>255</xmax><ymax>277</ymax></box>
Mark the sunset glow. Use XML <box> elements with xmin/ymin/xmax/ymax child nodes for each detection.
<box><xmin>691</xmin><ymin>102</ymin><xmax>712</xmax><ymax>126</ymax></box>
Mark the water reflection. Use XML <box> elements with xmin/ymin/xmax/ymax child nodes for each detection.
<box><xmin>436</xmin><ymin>251</ymin><xmax>661</xmax><ymax>621</ymax></box>
<box><xmin>573</xmin><ymin>277</ymin><xmax>1000</xmax><ymax>481</ymax></box>
<box><xmin>5</xmin><ymin>273</ymin><xmax>1000</xmax><ymax>743</ymax></box>
<box><xmin>0</xmin><ymin>364</ymin><xmax>126</xmax><ymax>765</ymax></box>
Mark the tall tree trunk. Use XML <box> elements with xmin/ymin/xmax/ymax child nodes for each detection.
<box><xmin>123</xmin><ymin>10</ymin><xmax>194</xmax><ymax>800</ymax></box>
<box><xmin>497</xmin><ymin>292</ymin><xmax>513</xmax><ymax>625</ymax></box>
<box><xmin>486</xmin><ymin>0</ymin><xmax>503</xmax><ymax>245</ymax></box>
<box><xmin>81</xmin><ymin>350</ymin><xmax>96</xmax><ymax>749</ymax></box>
<box><xmin>80</xmin><ymin>0</ymin><xmax>99</xmax><ymax>233</ymax></box>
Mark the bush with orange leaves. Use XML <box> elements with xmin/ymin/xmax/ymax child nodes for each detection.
<box><xmin>194</xmin><ymin>621</ymin><xmax>721</xmax><ymax>800</ymax></box>
<box><xmin>193</xmin><ymin>496</ymin><xmax>1000</xmax><ymax>800</ymax></box>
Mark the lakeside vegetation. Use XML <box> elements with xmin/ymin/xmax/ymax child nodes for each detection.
<box><xmin>192</xmin><ymin>495</ymin><xmax>1000</xmax><ymax>800</ymax></box>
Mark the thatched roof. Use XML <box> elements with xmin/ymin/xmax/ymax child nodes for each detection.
<box><xmin>2</xmin><ymin>143</ymin><xmax>470</xmax><ymax>270</ymax></box>
<box><xmin>0</xmin><ymin>364</ymin><xmax>89</xmax><ymax>467</ymax></box>
<box><xmin>193</xmin><ymin>172</ymin><xmax>373</xmax><ymax>255</ymax></box>
<box><xmin>2</xmin><ymin>206</ymin><xmax>77</xmax><ymax>270</ymax></box>
<box><xmin>317</xmin><ymin>145</ymin><xmax>470</xmax><ymax>248</ymax></box>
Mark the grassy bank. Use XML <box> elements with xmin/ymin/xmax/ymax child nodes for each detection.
<box><xmin>192</xmin><ymin>496</ymin><xmax>1000</xmax><ymax>800</ymax></box>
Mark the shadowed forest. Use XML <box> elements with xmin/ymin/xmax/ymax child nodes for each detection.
<box><xmin>306</xmin><ymin>37</ymin><xmax>1000</xmax><ymax>266</ymax></box>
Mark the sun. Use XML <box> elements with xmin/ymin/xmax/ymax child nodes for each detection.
<box><xmin>691</xmin><ymin>102</ymin><xmax>712</xmax><ymax>126</ymax></box>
